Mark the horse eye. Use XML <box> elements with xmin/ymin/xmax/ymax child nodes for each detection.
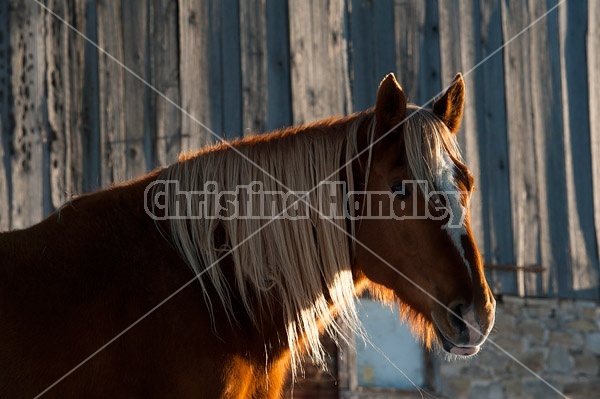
<box><xmin>391</xmin><ymin>183</ymin><xmax>411</xmax><ymax>198</ymax></box>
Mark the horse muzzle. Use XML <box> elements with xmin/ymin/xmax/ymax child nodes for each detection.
<box><xmin>432</xmin><ymin>302</ymin><xmax>494</xmax><ymax>357</ymax></box>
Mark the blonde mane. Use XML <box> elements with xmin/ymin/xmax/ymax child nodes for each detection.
<box><xmin>403</xmin><ymin>105</ymin><xmax>463</xmax><ymax>199</ymax></box>
<box><xmin>154</xmin><ymin>104</ymin><xmax>459</xmax><ymax>376</ymax></box>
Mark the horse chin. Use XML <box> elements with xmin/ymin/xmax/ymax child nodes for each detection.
<box><xmin>434</xmin><ymin>326</ymin><xmax>480</xmax><ymax>358</ymax></box>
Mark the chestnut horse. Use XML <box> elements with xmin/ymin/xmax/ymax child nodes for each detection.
<box><xmin>0</xmin><ymin>73</ymin><xmax>495</xmax><ymax>398</ymax></box>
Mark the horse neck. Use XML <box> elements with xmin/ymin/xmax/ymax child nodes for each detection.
<box><xmin>0</xmin><ymin>171</ymin><xmax>162</xmax><ymax>264</ymax></box>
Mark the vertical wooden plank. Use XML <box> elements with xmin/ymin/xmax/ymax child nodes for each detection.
<box><xmin>266</xmin><ymin>0</ymin><xmax>292</xmax><ymax>131</ymax></box>
<box><xmin>394</xmin><ymin>0</ymin><xmax>440</xmax><ymax>105</ymax></box>
<box><xmin>0</xmin><ymin>115</ymin><xmax>8</xmax><ymax>231</ymax></box>
<box><xmin>45</xmin><ymin>0</ymin><xmax>85</xmax><ymax>210</ymax></box>
<box><xmin>240</xmin><ymin>0</ymin><xmax>267</xmax><ymax>134</ymax></box>
<box><xmin>288</xmin><ymin>0</ymin><xmax>351</xmax><ymax>124</ymax></box>
<box><xmin>501</xmin><ymin>0</ymin><xmax>539</xmax><ymax>296</ymax></box>
<box><xmin>208</xmin><ymin>1</ymin><xmax>224</xmax><ymax>139</ymax></box>
<box><xmin>529</xmin><ymin>0</ymin><xmax>569</xmax><ymax>297</ymax></box>
<box><xmin>81</xmin><ymin>0</ymin><xmax>101</xmax><ymax>192</ymax></box>
<box><xmin>558</xmin><ymin>0</ymin><xmax>598</xmax><ymax>298</ymax></box>
<box><xmin>457</xmin><ymin>1</ymin><xmax>484</xmax><ymax>251</ymax></box>
<box><xmin>0</xmin><ymin>0</ymin><xmax>11</xmax><ymax>230</ymax></box>
<box><xmin>349</xmin><ymin>0</ymin><xmax>375</xmax><ymax>111</ymax></box>
<box><xmin>65</xmin><ymin>0</ymin><xmax>89</xmax><ymax>197</ymax></box>
<box><xmin>122</xmin><ymin>1</ymin><xmax>150</xmax><ymax>178</ymax></box>
<box><xmin>372</xmin><ymin>0</ymin><xmax>396</xmax><ymax>84</ymax></box>
<box><xmin>149</xmin><ymin>0</ymin><xmax>182</xmax><ymax>166</ymax></box>
<box><xmin>97</xmin><ymin>0</ymin><xmax>126</xmax><ymax>185</ymax></box>
<box><xmin>393</xmin><ymin>0</ymin><xmax>423</xmax><ymax>102</ymax></box>
<box><xmin>9</xmin><ymin>0</ymin><xmax>47</xmax><ymax>229</ymax></box>
<box><xmin>439</xmin><ymin>0</ymin><xmax>514</xmax><ymax>292</ymax></box>
<box><xmin>416</xmin><ymin>0</ymin><xmax>440</xmax><ymax>105</ymax></box>
<box><xmin>179</xmin><ymin>0</ymin><xmax>217</xmax><ymax>151</ymax></box>
<box><xmin>589</xmin><ymin>0</ymin><xmax>600</xmax><ymax>298</ymax></box>
<box><xmin>221</xmin><ymin>0</ymin><xmax>242</xmax><ymax>137</ymax></box>
<box><xmin>45</xmin><ymin>0</ymin><xmax>68</xmax><ymax>209</ymax></box>
<box><xmin>437</xmin><ymin>0</ymin><xmax>461</xmax><ymax>83</ymax></box>
<box><xmin>477</xmin><ymin>0</ymin><xmax>514</xmax><ymax>288</ymax></box>
<box><xmin>347</xmin><ymin>0</ymin><xmax>395</xmax><ymax>112</ymax></box>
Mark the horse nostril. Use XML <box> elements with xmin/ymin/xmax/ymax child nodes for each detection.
<box><xmin>448</xmin><ymin>304</ymin><xmax>467</xmax><ymax>335</ymax></box>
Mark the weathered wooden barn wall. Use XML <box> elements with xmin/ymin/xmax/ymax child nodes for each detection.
<box><xmin>0</xmin><ymin>0</ymin><xmax>598</xmax><ymax>303</ymax></box>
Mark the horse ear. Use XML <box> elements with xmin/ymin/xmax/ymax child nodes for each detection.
<box><xmin>375</xmin><ymin>73</ymin><xmax>407</xmax><ymax>132</ymax></box>
<box><xmin>432</xmin><ymin>73</ymin><xmax>465</xmax><ymax>134</ymax></box>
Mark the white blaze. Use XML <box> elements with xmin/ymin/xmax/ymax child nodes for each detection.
<box><xmin>436</xmin><ymin>152</ymin><xmax>472</xmax><ymax>281</ymax></box>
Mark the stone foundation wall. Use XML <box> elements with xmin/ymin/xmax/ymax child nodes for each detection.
<box><xmin>438</xmin><ymin>296</ymin><xmax>600</xmax><ymax>399</ymax></box>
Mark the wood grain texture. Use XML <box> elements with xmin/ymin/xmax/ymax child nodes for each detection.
<box><xmin>266</xmin><ymin>0</ymin><xmax>292</xmax><ymax>131</ymax></box>
<box><xmin>9</xmin><ymin>0</ymin><xmax>47</xmax><ymax>229</ymax></box>
<box><xmin>288</xmin><ymin>0</ymin><xmax>351</xmax><ymax>124</ymax></box>
<box><xmin>456</xmin><ymin>0</ymin><xmax>483</xmax><ymax>250</ymax></box>
<box><xmin>393</xmin><ymin>0</ymin><xmax>424</xmax><ymax>102</ymax></box>
<box><xmin>149</xmin><ymin>0</ymin><xmax>182</xmax><ymax>166</ymax></box>
<box><xmin>45</xmin><ymin>0</ymin><xmax>69</xmax><ymax>209</ymax></box>
<box><xmin>221</xmin><ymin>0</ymin><xmax>242</xmax><ymax>137</ymax></box>
<box><xmin>558</xmin><ymin>0</ymin><xmax>598</xmax><ymax>297</ymax></box>
<box><xmin>529</xmin><ymin>0</ymin><xmax>570</xmax><ymax>297</ymax></box>
<box><xmin>122</xmin><ymin>1</ymin><xmax>150</xmax><ymax>179</ymax></box>
<box><xmin>80</xmin><ymin>0</ymin><xmax>101</xmax><ymax>193</ymax></box>
<box><xmin>0</xmin><ymin>0</ymin><xmax>11</xmax><ymax>230</ymax></box>
<box><xmin>416</xmin><ymin>0</ymin><xmax>441</xmax><ymax>105</ymax></box>
<box><xmin>589</xmin><ymin>0</ymin><xmax>600</xmax><ymax>298</ymax></box>
<box><xmin>97</xmin><ymin>0</ymin><xmax>127</xmax><ymax>185</ymax></box>
<box><xmin>65</xmin><ymin>0</ymin><xmax>89</xmax><ymax>195</ymax></box>
<box><xmin>240</xmin><ymin>0</ymin><xmax>267</xmax><ymax>135</ymax></box>
<box><xmin>476</xmin><ymin>0</ymin><xmax>514</xmax><ymax>290</ymax></box>
<box><xmin>437</xmin><ymin>0</ymin><xmax>461</xmax><ymax>83</ymax></box>
<box><xmin>45</xmin><ymin>0</ymin><xmax>86</xmax><ymax>210</ymax></box>
<box><xmin>349</xmin><ymin>0</ymin><xmax>396</xmax><ymax>112</ymax></box>
<box><xmin>0</xmin><ymin>0</ymin><xmax>597</xmax><ymax>298</ymax></box>
<box><xmin>439</xmin><ymin>0</ymin><xmax>514</xmax><ymax>293</ymax></box>
<box><xmin>178</xmin><ymin>0</ymin><xmax>217</xmax><ymax>151</ymax></box>
<box><xmin>501</xmin><ymin>0</ymin><xmax>538</xmax><ymax>296</ymax></box>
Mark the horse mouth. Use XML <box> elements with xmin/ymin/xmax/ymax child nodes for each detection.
<box><xmin>434</xmin><ymin>326</ymin><xmax>479</xmax><ymax>357</ymax></box>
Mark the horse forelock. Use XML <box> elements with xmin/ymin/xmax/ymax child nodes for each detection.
<box><xmin>403</xmin><ymin>105</ymin><xmax>463</xmax><ymax>199</ymax></box>
<box><xmin>155</xmin><ymin>112</ymin><xmax>375</xmax><ymax>377</ymax></box>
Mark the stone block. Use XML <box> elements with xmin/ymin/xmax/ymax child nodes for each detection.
<box><xmin>503</xmin><ymin>377</ymin><xmax>523</xmax><ymax>398</ymax></box>
<box><xmin>557</xmin><ymin>312</ymin><xmax>577</xmax><ymax>327</ymax></box>
<box><xmin>439</xmin><ymin>361</ymin><xmax>462</xmax><ymax>377</ymax></box>
<box><xmin>586</xmin><ymin>332</ymin><xmax>600</xmax><ymax>355</ymax></box>
<box><xmin>518</xmin><ymin>350</ymin><xmax>545</xmax><ymax>373</ymax></box>
<box><xmin>567</xmin><ymin>319</ymin><xmax>598</xmax><ymax>333</ymax></box>
<box><xmin>573</xmin><ymin>353</ymin><xmax>599</xmax><ymax>376</ymax></box>
<box><xmin>549</xmin><ymin>331</ymin><xmax>584</xmax><ymax>348</ymax></box>
<box><xmin>522</xmin><ymin>378</ymin><xmax>565</xmax><ymax>399</ymax></box>
<box><xmin>581</xmin><ymin>307</ymin><xmax>600</xmax><ymax>322</ymax></box>
<box><xmin>494</xmin><ymin>313</ymin><xmax>516</xmax><ymax>330</ymax></box>
<box><xmin>545</xmin><ymin>346</ymin><xmax>574</xmax><ymax>374</ymax></box>
<box><xmin>501</xmin><ymin>296</ymin><xmax>526</xmax><ymax>306</ymax></box>
<box><xmin>493</xmin><ymin>335</ymin><xmax>524</xmax><ymax>354</ymax></box>
<box><xmin>574</xmin><ymin>300</ymin><xmax>597</xmax><ymax>309</ymax></box>
<box><xmin>525</xmin><ymin>298</ymin><xmax>557</xmax><ymax>308</ymax></box>
<box><xmin>443</xmin><ymin>375</ymin><xmax>472</xmax><ymax>399</ymax></box>
<box><xmin>469</xmin><ymin>381</ymin><xmax>504</xmax><ymax>399</ymax></box>
<box><xmin>517</xmin><ymin>319</ymin><xmax>546</xmax><ymax>341</ymax></box>
<box><xmin>563</xmin><ymin>380</ymin><xmax>600</xmax><ymax>399</ymax></box>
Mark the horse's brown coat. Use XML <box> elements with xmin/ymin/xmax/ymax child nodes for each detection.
<box><xmin>0</xmin><ymin>73</ymin><xmax>495</xmax><ymax>398</ymax></box>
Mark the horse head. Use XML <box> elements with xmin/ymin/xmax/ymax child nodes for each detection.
<box><xmin>353</xmin><ymin>73</ymin><xmax>495</xmax><ymax>357</ymax></box>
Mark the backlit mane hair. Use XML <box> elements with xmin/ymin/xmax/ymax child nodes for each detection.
<box><xmin>155</xmin><ymin>104</ymin><xmax>461</xmax><ymax>375</ymax></box>
<box><xmin>403</xmin><ymin>105</ymin><xmax>463</xmax><ymax>199</ymax></box>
